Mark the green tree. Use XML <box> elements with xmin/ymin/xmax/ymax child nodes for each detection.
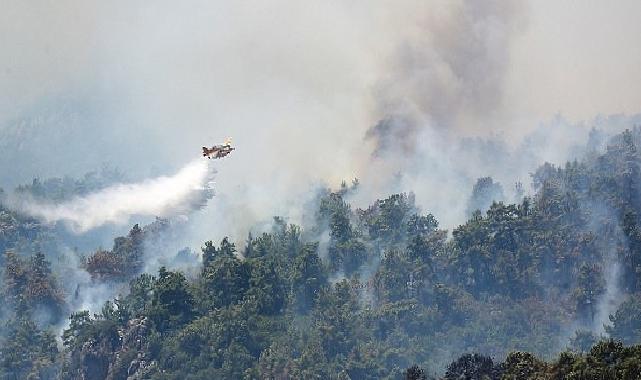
<box><xmin>199</xmin><ymin>238</ymin><xmax>251</xmax><ymax>310</ymax></box>
<box><xmin>0</xmin><ymin>317</ymin><xmax>58</xmax><ymax>380</ymax></box>
<box><xmin>148</xmin><ymin>267</ymin><xmax>196</xmax><ymax>332</ymax></box>
<box><xmin>291</xmin><ymin>243</ymin><xmax>327</xmax><ymax>313</ymax></box>
<box><xmin>606</xmin><ymin>293</ymin><xmax>641</xmax><ymax>344</ymax></box>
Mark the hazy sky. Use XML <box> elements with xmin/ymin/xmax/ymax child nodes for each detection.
<box><xmin>506</xmin><ymin>1</ymin><xmax>641</xmax><ymax>128</ymax></box>
<box><xmin>2</xmin><ymin>1</ymin><xmax>640</xmax><ymax>124</ymax></box>
<box><xmin>2</xmin><ymin>0</ymin><xmax>641</xmax><ymax>230</ymax></box>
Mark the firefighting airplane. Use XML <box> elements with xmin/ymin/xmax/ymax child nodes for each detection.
<box><xmin>202</xmin><ymin>138</ymin><xmax>235</xmax><ymax>159</ymax></box>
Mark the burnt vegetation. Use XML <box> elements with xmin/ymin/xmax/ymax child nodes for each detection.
<box><xmin>3</xmin><ymin>129</ymin><xmax>641</xmax><ymax>378</ymax></box>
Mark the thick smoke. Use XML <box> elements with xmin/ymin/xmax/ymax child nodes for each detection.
<box><xmin>373</xmin><ymin>0</ymin><xmax>524</xmax><ymax>134</ymax></box>
<box><xmin>14</xmin><ymin>159</ymin><xmax>215</xmax><ymax>233</ymax></box>
<box><xmin>2</xmin><ymin>1</ymin><xmax>641</xmax><ymax>234</ymax></box>
<box><xmin>354</xmin><ymin>1</ymin><xmax>524</xmax><ymax>226</ymax></box>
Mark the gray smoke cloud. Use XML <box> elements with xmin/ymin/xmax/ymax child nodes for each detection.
<box><xmin>372</xmin><ymin>0</ymin><xmax>525</xmax><ymax>134</ymax></box>
<box><xmin>1</xmin><ymin>1</ymin><xmax>641</xmax><ymax>235</ymax></box>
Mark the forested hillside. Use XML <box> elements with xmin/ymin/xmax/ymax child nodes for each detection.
<box><xmin>3</xmin><ymin>128</ymin><xmax>641</xmax><ymax>379</ymax></box>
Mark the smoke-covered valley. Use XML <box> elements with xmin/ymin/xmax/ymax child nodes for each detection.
<box><xmin>2</xmin><ymin>1</ymin><xmax>641</xmax><ymax>379</ymax></box>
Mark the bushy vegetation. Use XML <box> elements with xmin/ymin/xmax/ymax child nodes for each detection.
<box><xmin>3</xmin><ymin>128</ymin><xmax>641</xmax><ymax>379</ymax></box>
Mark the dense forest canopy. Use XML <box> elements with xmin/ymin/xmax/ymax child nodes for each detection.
<box><xmin>1</xmin><ymin>128</ymin><xmax>641</xmax><ymax>379</ymax></box>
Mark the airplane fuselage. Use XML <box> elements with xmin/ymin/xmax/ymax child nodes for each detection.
<box><xmin>202</xmin><ymin>144</ymin><xmax>235</xmax><ymax>159</ymax></box>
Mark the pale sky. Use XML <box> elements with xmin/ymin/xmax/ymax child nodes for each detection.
<box><xmin>1</xmin><ymin>0</ymin><xmax>640</xmax><ymax>190</ymax></box>
<box><xmin>505</xmin><ymin>0</ymin><xmax>641</xmax><ymax>127</ymax></box>
<box><xmin>2</xmin><ymin>0</ymin><xmax>641</xmax><ymax>235</ymax></box>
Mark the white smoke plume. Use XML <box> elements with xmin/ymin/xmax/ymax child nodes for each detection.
<box><xmin>15</xmin><ymin>158</ymin><xmax>215</xmax><ymax>233</ymax></box>
<box><xmin>594</xmin><ymin>256</ymin><xmax>623</xmax><ymax>335</ymax></box>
